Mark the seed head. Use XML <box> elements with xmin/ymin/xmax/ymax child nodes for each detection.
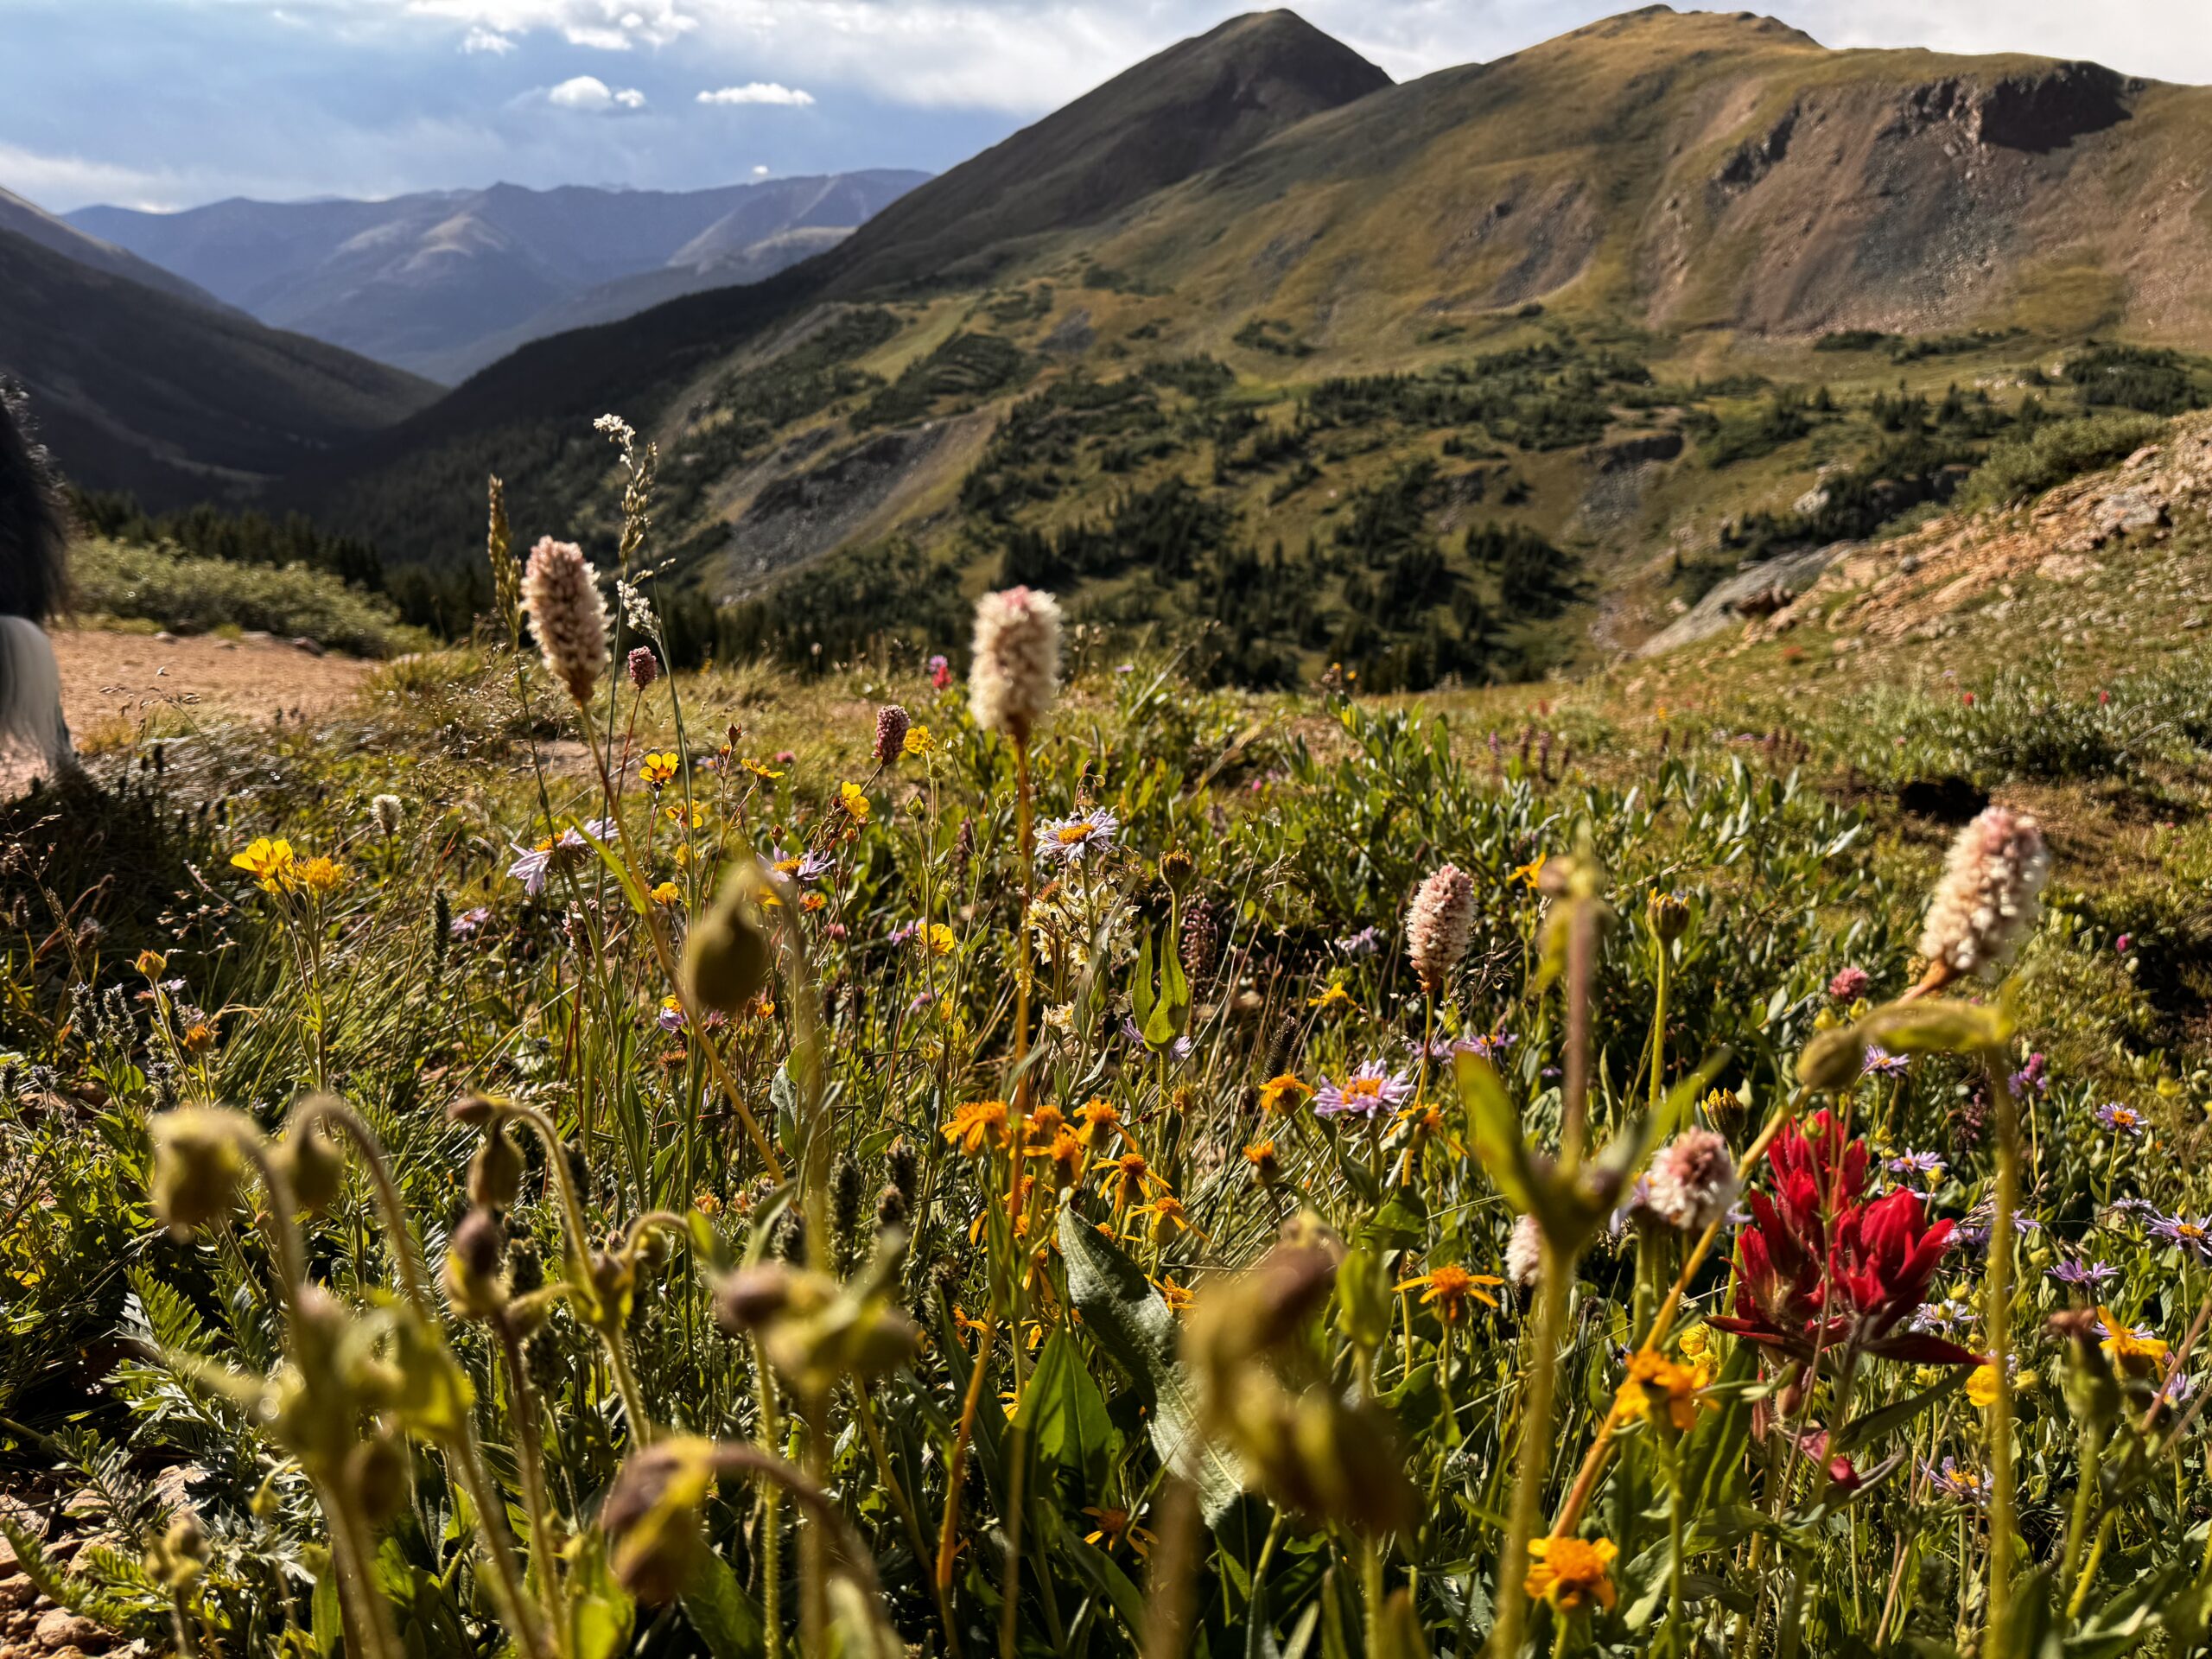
<box><xmin>1645</xmin><ymin>1128</ymin><xmax>1738</xmax><ymax>1231</ymax></box>
<box><xmin>968</xmin><ymin>586</ymin><xmax>1062</xmax><ymax>743</ymax></box>
<box><xmin>520</xmin><ymin>537</ymin><xmax>610</xmax><ymax>704</ymax></box>
<box><xmin>1406</xmin><ymin>863</ymin><xmax>1476</xmax><ymax>995</ymax></box>
<box><xmin>371</xmin><ymin>794</ymin><xmax>404</xmax><ymax>837</ymax></box>
<box><xmin>1917</xmin><ymin>804</ymin><xmax>2050</xmax><ymax>988</ymax></box>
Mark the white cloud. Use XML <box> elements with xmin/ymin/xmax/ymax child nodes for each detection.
<box><xmin>545</xmin><ymin>73</ymin><xmax>646</xmax><ymax>110</ymax></box>
<box><xmin>564</xmin><ymin>23</ymin><xmax>632</xmax><ymax>48</ymax></box>
<box><xmin>0</xmin><ymin>141</ymin><xmax>193</xmax><ymax>213</ymax></box>
<box><xmin>697</xmin><ymin>81</ymin><xmax>816</xmax><ymax>107</ymax></box>
<box><xmin>461</xmin><ymin>23</ymin><xmax>516</xmax><ymax>52</ymax></box>
<box><xmin>752</xmin><ymin>162</ymin><xmax>771</xmax><ymax>175</ymax></box>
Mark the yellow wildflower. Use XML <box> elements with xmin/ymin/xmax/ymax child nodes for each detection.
<box><xmin>1258</xmin><ymin>1073</ymin><xmax>1313</xmax><ymax>1116</ymax></box>
<box><xmin>927</xmin><ymin>922</ymin><xmax>957</xmax><ymax>957</ymax></box>
<box><xmin>230</xmin><ymin>837</ymin><xmax>296</xmax><ymax>893</ymax></box>
<box><xmin>641</xmin><ymin>751</ymin><xmax>679</xmax><ymax>788</ymax></box>
<box><xmin>652</xmin><ymin>880</ymin><xmax>682</xmax><ymax>905</ymax></box>
<box><xmin>1306</xmin><ymin>982</ymin><xmax>1356</xmax><ymax>1014</ymax></box>
<box><xmin>294</xmin><ymin>856</ymin><xmax>346</xmax><ymax>896</ymax></box>
<box><xmin>1616</xmin><ymin>1351</ymin><xmax>1711</xmax><ymax>1431</ymax></box>
<box><xmin>1967</xmin><ymin>1363</ymin><xmax>2003</xmax><ymax>1408</ymax></box>
<box><xmin>1082</xmin><ymin>1506</ymin><xmax>1155</xmax><ymax>1558</ymax></box>
<box><xmin>742</xmin><ymin>757</ymin><xmax>785</xmax><ymax>781</ymax></box>
<box><xmin>1526</xmin><ymin>1535</ymin><xmax>1618</xmax><ymax>1614</ymax></box>
<box><xmin>1398</xmin><ymin>1262</ymin><xmax>1503</xmax><ymax>1325</ymax></box>
<box><xmin>839</xmin><ymin>781</ymin><xmax>870</xmax><ymax>822</ymax></box>
<box><xmin>2098</xmin><ymin>1307</ymin><xmax>2171</xmax><ymax>1380</ymax></box>
<box><xmin>903</xmin><ymin>725</ymin><xmax>934</xmax><ymax>756</ymax></box>
<box><xmin>1510</xmin><ymin>854</ymin><xmax>1547</xmax><ymax>890</ymax></box>
<box><xmin>943</xmin><ymin>1099</ymin><xmax>1011</xmax><ymax>1156</ymax></box>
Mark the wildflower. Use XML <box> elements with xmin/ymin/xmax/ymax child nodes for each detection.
<box><xmin>2097</xmin><ymin>1307</ymin><xmax>2171</xmax><ymax>1378</ymax></box>
<box><xmin>1616</xmin><ymin>1351</ymin><xmax>1710</xmax><ymax>1431</ymax></box>
<box><xmin>1509</xmin><ymin>854</ymin><xmax>1546</xmax><ymax>890</ymax></box>
<box><xmin>1525</xmin><ymin>1536</ymin><xmax>1618</xmax><ymax>1614</ymax></box>
<box><xmin>942</xmin><ymin>1100</ymin><xmax>1010</xmax><ymax>1156</ymax></box>
<box><xmin>926</xmin><ymin>922</ymin><xmax>956</xmax><ymax>957</ymax></box>
<box><xmin>1453</xmin><ymin>1031</ymin><xmax>1518</xmax><ymax>1062</ymax></box>
<box><xmin>872</xmin><ymin>704</ymin><xmax>910</xmax><ymax>764</ymax></box>
<box><xmin>626</xmin><ymin>645</ymin><xmax>660</xmax><ymax>688</ymax></box>
<box><xmin>1072</xmin><ymin>1097</ymin><xmax>1123</xmax><ymax>1148</ymax></box>
<box><xmin>928</xmin><ymin>653</ymin><xmax>952</xmax><ymax>692</ymax></box>
<box><xmin>1034</xmin><ymin>1131</ymin><xmax>1087</xmax><ymax>1190</ymax></box>
<box><xmin>1099</xmin><ymin>1151</ymin><xmax>1160</xmax><ymax>1210</ymax></box>
<box><xmin>294</xmin><ymin>856</ymin><xmax>346</xmax><ymax>896</ymax></box>
<box><xmin>1862</xmin><ymin>1046</ymin><xmax>1909</xmax><ymax>1078</ymax></box>
<box><xmin>1505</xmin><ymin>1214</ymin><xmax>1542</xmax><ymax>1288</ymax></box>
<box><xmin>1710</xmin><ymin>1112</ymin><xmax>1979</xmax><ymax>1368</ymax></box>
<box><xmin>230</xmin><ymin>836</ymin><xmax>296</xmax><ymax>893</ymax></box>
<box><xmin>904</xmin><ymin>724</ymin><xmax>934</xmax><ymax>757</ymax></box>
<box><xmin>1082</xmin><ymin>1506</ymin><xmax>1155</xmax><ymax>1558</ymax></box>
<box><xmin>641</xmin><ymin>751</ymin><xmax>679</xmax><ymax>788</ymax></box>
<box><xmin>2151</xmin><ymin>1213</ymin><xmax>2212</xmax><ymax>1261</ymax></box>
<box><xmin>1313</xmin><ymin>1063</ymin><xmax>1412</xmax><ymax>1122</ymax></box>
<box><xmin>838</xmin><ymin>782</ymin><xmax>871</xmax><ymax>823</ymax></box>
<box><xmin>371</xmin><ymin>794</ymin><xmax>404</xmax><ymax>836</ymax></box>
<box><xmin>741</xmin><ymin>757</ymin><xmax>785</xmax><ymax>782</ymax></box>
<box><xmin>1405</xmin><ymin>863</ymin><xmax>1476</xmax><ymax>994</ymax></box>
<box><xmin>1828</xmin><ymin>965</ymin><xmax>1870</xmax><ymax>1001</ymax></box>
<box><xmin>507</xmin><ymin>828</ymin><xmax>587</xmax><ymax>896</ymax></box>
<box><xmin>1023</xmin><ymin>1104</ymin><xmax>1066</xmax><ymax>1146</ymax></box>
<box><xmin>1395</xmin><ymin>1104</ymin><xmax>1465</xmax><ymax>1159</ymax></box>
<box><xmin>1646</xmin><ymin>1128</ymin><xmax>1738</xmax><ymax>1230</ymax></box>
<box><xmin>656</xmin><ymin>997</ymin><xmax>685</xmax><ymax>1033</ymax></box>
<box><xmin>2050</xmin><ymin>1257</ymin><xmax>2119</xmax><ymax>1288</ymax></box>
<box><xmin>1923</xmin><ymin>1457</ymin><xmax>1993</xmax><ymax>1506</ymax></box>
<box><xmin>665</xmin><ymin>802</ymin><xmax>708</xmax><ymax>829</ymax></box>
<box><xmin>1036</xmin><ymin>808</ymin><xmax>1119</xmax><ymax>866</ymax></box>
<box><xmin>1130</xmin><ymin>1193</ymin><xmax>1205</xmax><ymax>1244</ymax></box>
<box><xmin>2096</xmin><ymin>1102</ymin><xmax>2147</xmax><ymax>1138</ymax></box>
<box><xmin>1966</xmin><ymin>1362</ymin><xmax>2003</xmax><ymax>1408</ymax></box>
<box><xmin>452</xmin><ymin>906</ymin><xmax>490</xmax><ymax>938</ymax></box>
<box><xmin>1243</xmin><ymin>1141</ymin><xmax>1281</xmax><ymax>1185</ymax></box>
<box><xmin>1155</xmin><ymin>1279</ymin><xmax>1193</xmax><ymax>1314</ymax></box>
<box><xmin>1885</xmin><ymin>1150</ymin><xmax>1947</xmax><ymax>1186</ymax></box>
<box><xmin>1336</xmin><ymin>925</ymin><xmax>1383</xmax><ymax>958</ymax></box>
<box><xmin>1916</xmin><ymin>804</ymin><xmax>2051</xmax><ymax>987</ymax></box>
<box><xmin>652</xmin><ymin>881</ymin><xmax>682</xmax><ymax>906</ymax></box>
<box><xmin>135</xmin><ymin>949</ymin><xmax>167</xmax><ymax>977</ymax></box>
<box><xmin>1258</xmin><ymin>1074</ymin><xmax>1313</xmax><ymax>1117</ymax></box>
<box><xmin>969</xmin><ymin>586</ymin><xmax>1062</xmax><ymax>742</ymax></box>
<box><xmin>1676</xmin><ymin>1322</ymin><xmax>1713</xmax><ymax>1364</ymax></box>
<box><xmin>1398</xmin><ymin>1262</ymin><xmax>1503</xmax><ymax>1325</ymax></box>
<box><xmin>1307</xmin><ymin>982</ymin><xmax>1357</xmax><ymax>1015</ymax></box>
<box><xmin>520</xmin><ymin>537</ymin><xmax>609</xmax><ymax>703</ymax></box>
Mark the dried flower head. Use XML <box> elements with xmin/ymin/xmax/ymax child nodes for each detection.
<box><xmin>371</xmin><ymin>794</ymin><xmax>404</xmax><ymax>837</ymax></box>
<box><xmin>1917</xmin><ymin>804</ymin><xmax>2050</xmax><ymax>988</ymax></box>
<box><xmin>521</xmin><ymin>537</ymin><xmax>610</xmax><ymax>704</ymax></box>
<box><xmin>968</xmin><ymin>586</ymin><xmax>1062</xmax><ymax>742</ymax></box>
<box><xmin>1406</xmin><ymin>863</ymin><xmax>1476</xmax><ymax>994</ymax></box>
<box><xmin>1646</xmin><ymin>1128</ymin><xmax>1738</xmax><ymax>1231</ymax></box>
<box><xmin>872</xmin><ymin>704</ymin><xmax>910</xmax><ymax>765</ymax></box>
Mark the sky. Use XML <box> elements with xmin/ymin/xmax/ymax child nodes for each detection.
<box><xmin>3</xmin><ymin>0</ymin><xmax>2211</xmax><ymax>214</ymax></box>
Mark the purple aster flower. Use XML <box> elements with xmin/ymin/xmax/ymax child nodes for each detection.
<box><xmin>451</xmin><ymin>906</ymin><xmax>491</xmax><ymax>938</ymax></box>
<box><xmin>1862</xmin><ymin>1046</ymin><xmax>1910</xmax><ymax>1078</ymax></box>
<box><xmin>1922</xmin><ymin>1458</ymin><xmax>1992</xmax><ymax>1507</ymax></box>
<box><xmin>655</xmin><ymin>999</ymin><xmax>685</xmax><ymax>1033</ymax></box>
<box><xmin>1036</xmin><ymin>808</ymin><xmax>1120</xmax><ymax>867</ymax></box>
<box><xmin>2050</xmin><ymin>1257</ymin><xmax>2120</xmax><ymax>1288</ymax></box>
<box><xmin>2095</xmin><ymin>1102</ymin><xmax>2148</xmax><ymax>1138</ymax></box>
<box><xmin>1118</xmin><ymin>1016</ymin><xmax>1192</xmax><ymax>1063</ymax></box>
<box><xmin>1453</xmin><ymin>1031</ymin><xmax>1518</xmax><ymax>1061</ymax></box>
<box><xmin>887</xmin><ymin>919</ymin><xmax>921</xmax><ymax>949</ymax></box>
<box><xmin>1911</xmin><ymin>1298</ymin><xmax>1978</xmax><ymax>1335</ymax></box>
<box><xmin>506</xmin><ymin>827</ymin><xmax>588</xmax><ymax>896</ymax></box>
<box><xmin>1313</xmin><ymin>1063</ymin><xmax>1414</xmax><ymax>1121</ymax></box>
<box><xmin>2010</xmin><ymin>1052</ymin><xmax>2049</xmax><ymax>1094</ymax></box>
<box><xmin>2152</xmin><ymin>1213</ymin><xmax>2212</xmax><ymax>1261</ymax></box>
<box><xmin>796</xmin><ymin>849</ymin><xmax>836</xmax><ymax>882</ymax></box>
<box><xmin>2107</xmin><ymin>1196</ymin><xmax>2160</xmax><ymax>1224</ymax></box>
<box><xmin>1956</xmin><ymin>1205</ymin><xmax>2038</xmax><ymax>1250</ymax></box>
<box><xmin>1336</xmin><ymin>925</ymin><xmax>1384</xmax><ymax>959</ymax></box>
<box><xmin>1885</xmin><ymin>1150</ymin><xmax>1947</xmax><ymax>1185</ymax></box>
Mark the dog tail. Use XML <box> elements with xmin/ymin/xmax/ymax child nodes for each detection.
<box><xmin>0</xmin><ymin>616</ymin><xmax>74</xmax><ymax>777</ymax></box>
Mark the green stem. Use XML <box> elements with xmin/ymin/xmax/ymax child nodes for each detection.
<box><xmin>1983</xmin><ymin>1057</ymin><xmax>2021</xmax><ymax>1659</ymax></box>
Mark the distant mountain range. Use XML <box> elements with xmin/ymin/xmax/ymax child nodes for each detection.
<box><xmin>69</xmin><ymin>172</ymin><xmax>931</xmax><ymax>382</ymax></box>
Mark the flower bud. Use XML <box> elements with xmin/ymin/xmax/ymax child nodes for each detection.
<box><xmin>1648</xmin><ymin>888</ymin><xmax>1691</xmax><ymax>943</ymax></box>
<box><xmin>144</xmin><ymin>1513</ymin><xmax>208</xmax><ymax>1591</ymax></box>
<box><xmin>443</xmin><ymin>1208</ymin><xmax>511</xmax><ymax>1320</ymax></box>
<box><xmin>626</xmin><ymin>645</ymin><xmax>661</xmax><ymax>689</ymax></box>
<box><xmin>448</xmin><ymin>1092</ymin><xmax>500</xmax><ymax>1129</ymax></box>
<box><xmin>872</xmin><ymin>704</ymin><xmax>910</xmax><ymax>765</ymax></box>
<box><xmin>469</xmin><ymin>1127</ymin><xmax>525</xmax><ymax>1211</ymax></box>
<box><xmin>1160</xmin><ymin>849</ymin><xmax>1196</xmax><ymax>894</ymax></box>
<box><xmin>683</xmin><ymin>870</ymin><xmax>774</xmax><ymax>1017</ymax></box>
<box><xmin>601</xmin><ymin>1439</ymin><xmax>721</xmax><ymax>1604</ymax></box>
<box><xmin>346</xmin><ymin>1433</ymin><xmax>410</xmax><ymax>1528</ymax></box>
<box><xmin>714</xmin><ymin>1262</ymin><xmax>805</xmax><ymax>1334</ymax></box>
<box><xmin>149</xmin><ymin>1107</ymin><xmax>252</xmax><ymax>1236</ymax></box>
<box><xmin>280</xmin><ymin>1116</ymin><xmax>346</xmax><ymax>1218</ymax></box>
<box><xmin>1796</xmin><ymin>1027</ymin><xmax>1866</xmax><ymax>1094</ymax></box>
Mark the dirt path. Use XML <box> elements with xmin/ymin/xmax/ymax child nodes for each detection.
<box><xmin>1</xmin><ymin>629</ymin><xmax>377</xmax><ymax>793</ymax></box>
<box><xmin>54</xmin><ymin>627</ymin><xmax>376</xmax><ymax>738</ymax></box>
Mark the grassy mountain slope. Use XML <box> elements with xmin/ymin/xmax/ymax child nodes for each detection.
<box><xmin>294</xmin><ymin>7</ymin><xmax>2212</xmax><ymax>689</ymax></box>
<box><xmin>0</xmin><ymin>224</ymin><xmax>436</xmax><ymax>504</ymax></box>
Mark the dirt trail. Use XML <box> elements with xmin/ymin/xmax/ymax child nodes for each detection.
<box><xmin>1</xmin><ymin>628</ymin><xmax>377</xmax><ymax>792</ymax></box>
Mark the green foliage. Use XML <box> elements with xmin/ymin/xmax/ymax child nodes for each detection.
<box><xmin>1958</xmin><ymin>411</ymin><xmax>2170</xmax><ymax>511</ymax></box>
<box><xmin>2068</xmin><ymin>344</ymin><xmax>2212</xmax><ymax>416</ymax></box>
<box><xmin>69</xmin><ymin>537</ymin><xmax>426</xmax><ymax>656</ymax></box>
<box><xmin>852</xmin><ymin>330</ymin><xmax>1032</xmax><ymax>429</ymax></box>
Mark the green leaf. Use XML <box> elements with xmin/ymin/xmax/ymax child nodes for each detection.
<box><xmin>679</xmin><ymin>1547</ymin><xmax>767</xmax><ymax>1659</ymax></box>
<box><xmin>311</xmin><ymin>1564</ymin><xmax>346</xmax><ymax>1656</ymax></box>
<box><xmin>1057</xmin><ymin>1199</ymin><xmax>1243</xmax><ymax>1523</ymax></box>
<box><xmin>1130</xmin><ymin>931</ymin><xmax>1157</xmax><ymax>1030</ymax></box>
<box><xmin>1451</xmin><ymin>1052</ymin><xmax>1540</xmax><ymax>1214</ymax></box>
<box><xmin>1021</xmin><ymin>1331</ymin><xmax>1121</xmax><ymax>1502</ymax></box>
<box><xmin>1060</xmin><ymin>1534</ymin><xmax>1150</xmax><ymax>1637</ymax></box>
<box><xmin>567</xmin><ymin>1533</ymin><xmax>638</xmax><ymax>1659</ymax></box>
<box><xmin>1830</xmin><ymin>1366</ymin><xmax>1969</xmax><ymax>1458</ymax></box>
<box><xmin>575</xmin><ymin>821</ymin><xmax>655</xmax><ymax>919</ymax></box>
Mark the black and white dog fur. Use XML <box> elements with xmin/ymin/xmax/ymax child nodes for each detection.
<box><xmin>0</xmin><ymin>381</ymin><xmax>75</xmax><ymax>779</ymax></box>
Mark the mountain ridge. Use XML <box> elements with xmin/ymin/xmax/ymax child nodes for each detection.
<box><xmin>70</xmin><ymin>171</ymin><xmax>931</xmax><ymax>381</ymax></box>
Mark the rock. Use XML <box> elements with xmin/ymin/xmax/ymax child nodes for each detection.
<box><xmin>152</xmin><ymin>632</ymin><xmax>176</xmax><ymax>644</ymax></box>
<box><xmin>289</xmin><ymin>636</ymin><xmax>326</xmax><ymax>657</ymax></box>
<box><xmin>2037</xmin><ymin>553</ymin><xmax>2098</xmax><ymax>582</ymax></box>
<box><xmin>0</xmin><ymin>1579</ymin><xmax>32</xmax><ymax>1611</ymax></box>
<box><xmin>216</xmin><ymin>639</ymin><xmax>238</xmax><ymax>651</ymax></box>
<box><xmin>31</xmin><ymin>1610</ymin><xmax>103</xmax><ymax>1650</ymax></box>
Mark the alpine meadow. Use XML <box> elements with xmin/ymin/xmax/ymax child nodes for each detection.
<box><xmin>13</xmin><ymin>7</ymin><xmax>2212</xmax><ymax>1659</ymax></box>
